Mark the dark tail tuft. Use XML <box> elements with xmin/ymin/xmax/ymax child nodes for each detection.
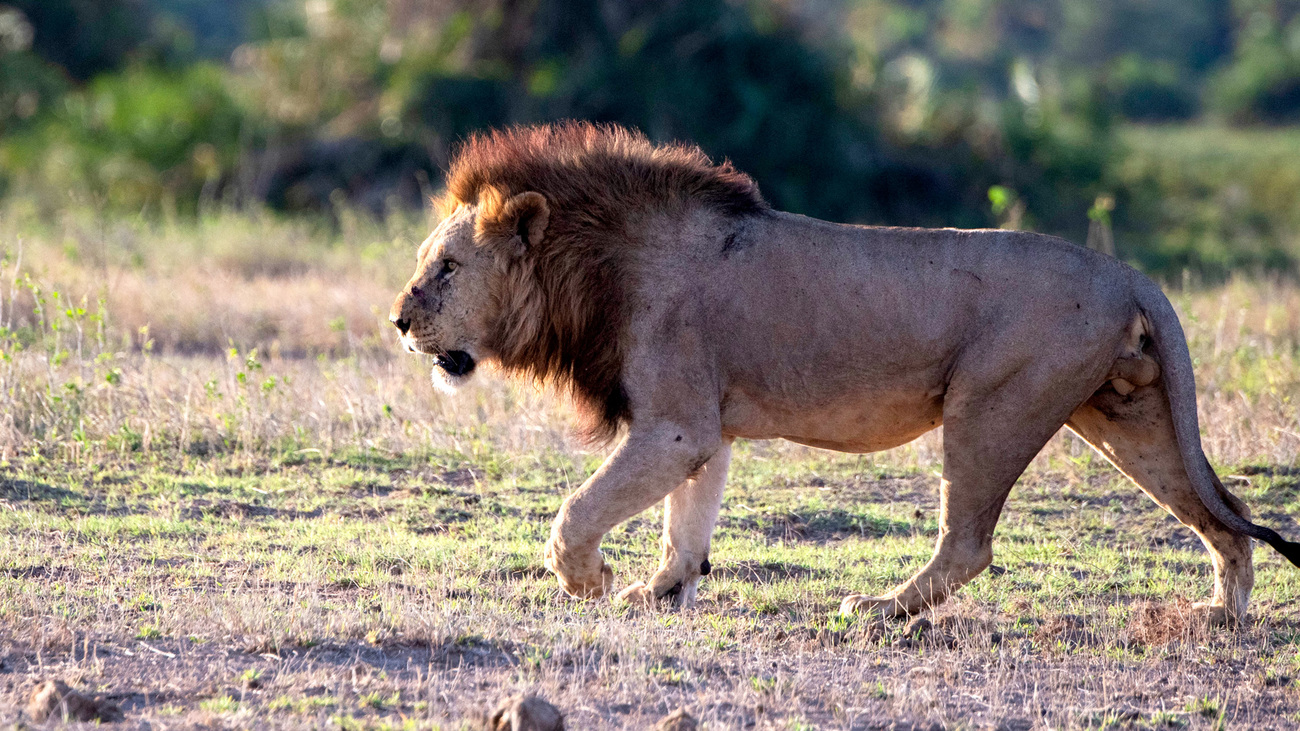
<box><xmin>1268</xmin><ymin>536</ymin><xmax>1300</xmax><ymax>569</ymax></box>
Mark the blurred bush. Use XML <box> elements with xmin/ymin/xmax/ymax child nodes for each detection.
<box><xmin>1213</xmin><ymin>53</ymin><xmax>1300</xmax><ymax>124</ymax></box>
<box><xmin>0</xmin><ymin>7</ymin><xmax>67</xmax><ymax>137</ymax></box>
<box><xmin>0</xmin><ymin>0</ymin><xmax>1118</xmax><ymax>241</ymax></box>
<box><xmin>1103</xmin><ymin>56</ymin><xmax>1199</xmax><ymax>122</ymax></box>
<box><xmin>0</xmin><ymin>0</ymin><xmax>1298</xmax><ymax>275</ymax></box>
<box><xmin>1209</xmin><ymin>18</ymin><xmax>1300</xmax><ymax>124</ymax></box>
<box><xmin>1</xmin><ymin>63</ymin><xmax>250</xmax><ymax>214</ymax></box>
<box><xmin>1115</xmin><ymin>125</ymin><xmax>1300</xmax><ymax>276</ymax></box>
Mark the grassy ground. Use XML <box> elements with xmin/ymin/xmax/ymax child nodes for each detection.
<box><xmin>0</xmin><ymin>210</ymin><xmax>1299</xmax><ymax>729</ymax></box>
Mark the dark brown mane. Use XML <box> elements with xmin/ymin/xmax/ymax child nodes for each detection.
<box><xmin>444</xmin><ymin>121</ymin><xmax>768</xmax><ymax>443</ymax></box>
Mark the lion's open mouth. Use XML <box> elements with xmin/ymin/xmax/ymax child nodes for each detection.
<box><xmin>435</xmin><ymin>350</ymin><xmax>476</xmax><ymax>377</ymax></box>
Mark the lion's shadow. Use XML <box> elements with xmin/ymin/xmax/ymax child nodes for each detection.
<box><xmin>722</xmin><ymin>507</ymin><xmax>921</xmax><ymax>544</ymax></box>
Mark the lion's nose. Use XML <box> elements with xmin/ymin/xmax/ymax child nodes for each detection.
<box><xmin>391</xmin><ymin>316</ymin><xmax>411</xmax><ymax>335</ymax></box>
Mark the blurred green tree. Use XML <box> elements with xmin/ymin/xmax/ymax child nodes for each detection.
<box><xmin>5</xmin><ymin>0</ymin><xmax>1299</xmax><ymax>274</ymax></box>
<box><xmin>1209</xmin><ymin>0</ymin><xmax>1300</xmax><ymax>123</ymax></box>
<box><xmin>1</xmin><ymin>63</ymin><xmax>249</xmax><ymax>213</ymax></box>
<box><xmin>0</xmin><ymin>7</ymin><xmax>68</xmax><ymax>137</ymax></box>
<box><xmin>232</xmin><ymin>0</ymin><xmax>1113</xmax><ymax>236</ymax></box>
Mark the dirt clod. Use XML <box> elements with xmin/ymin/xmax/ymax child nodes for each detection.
<box><xmin>656</xmin><ymin>708</ymin><xmax>699</xmax><ymax>730</ymax></box>
<box><xmin>1125</xmin><ymin>599</ymin><xmax>1201</xmax><ymax>646</ymax></box>
<box><xmin>1039</xmin><ymin>613</ymin><xmax>1102</xmax><ymax>648</ymax></box>
<box><xmin>904</xmin><ymin>616</ymin><xmax>933</xmax><ymax>638</ymax></box>
<box><xmin>892</xmin><ymin>616</ymin><xmax>936</xmax><ymax>649</ymax></box>
<box><xmin>857</xmin><ymin>616</ymin><xmax>889</xmax><ymax>642</ymax></box>
<box><xmin>485</xmin><ymin>694</ymin><xmax>564</xmax><ymax>731</ymax></box>
<box><xmin>27</xmin><ymin>679</ymin><xmax>121</xmax><ymax>723</ymax></box>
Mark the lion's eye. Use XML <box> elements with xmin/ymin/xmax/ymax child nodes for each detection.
<box><xmin>438</xmin><ymin>260</ymin><xmax>458</xmax><ymax>278</ymax></box>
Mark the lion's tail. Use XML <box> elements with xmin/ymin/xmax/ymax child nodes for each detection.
<box><xmin>1135</xmin><ymin>279</ymin><xmax>1300</xmax><ymax>568</ymax></box>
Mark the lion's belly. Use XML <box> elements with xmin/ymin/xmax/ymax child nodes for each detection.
<box><xmin>720</xmin><ymin>387</ymin><xmax>944</xmax><ymax>453</ymax></box>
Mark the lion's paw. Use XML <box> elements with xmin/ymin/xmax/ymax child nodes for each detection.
<box><xmin>543</xmin><ymin>539</ymin><xmax>613</xmax><ymax>600</ymax></box>
<box><xmin>1190</xmin><ymin>602</ymin><xmax>1236</xmax><ymax>628</ymax></box>
<box><xmin>616</xmin><ymin>576</ymin><xmax>699</xmax><ymax>609</ymax></box>
<box><xmin>839</xmin><ymin>594</ymin><xmax>905</xmax><ymax>619</ymax></box>
<box><xmin>616</xmin><ymin>581</ymin><xmax>656</xmax><ymax>606</ymax></box>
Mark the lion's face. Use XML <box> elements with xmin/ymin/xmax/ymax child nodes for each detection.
<box><xmin>390</xmin><ymin>191</ymin><xmax>550</xmax><ymax>392</ymax></box>
<box><xmin>390</xmin><ymin>204</ymin><xmax>500</xmax><ymax>391</ymax></box>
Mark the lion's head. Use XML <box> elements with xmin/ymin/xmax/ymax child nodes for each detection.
<box><xmin>389</xmin><ymin>190</ymin><xmax>550</xmax><ymax>392</ymax></box>
<box><xmin>389</xmin><ymin>121</ymin><xmax>767</xmax><ymax>441</ymax></box>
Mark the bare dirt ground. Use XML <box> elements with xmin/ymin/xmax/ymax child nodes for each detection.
<box><xmin>1</xmin><ymin>449</ymin><xmax>1298</xmax><ymax>729</ymax></box>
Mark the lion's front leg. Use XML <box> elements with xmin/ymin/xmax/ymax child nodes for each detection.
<box><xmin>619</xmin><ymin>440</ymin><xmax>731</xmax><ymax>608</ymax></box>
<box><xmin>545</xmin><ymin>421</ymin><xmax>722</xmax><ymax>601</ymax></box>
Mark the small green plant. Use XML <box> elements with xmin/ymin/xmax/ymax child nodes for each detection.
<box><xmin>359</xmin><ymin>690</ymin><xmax>399</xmax><ymax>710</ymax></box>
<box><xmin>130</xmin><ymin>593</ymin><xmax>160</xmax><ymax>612</ymax></box>
<box><xmin>648</xmin><ymin>664</ymin><xmax>686</xmax><ymax>685</ymax></box>
<box><xmin>332</xmin><ymin>715</ymin><xmax>368</xmax><ymax>731</ymax></box>
<box><xmin>199</xmin><ymin>694</ymin><xmax>239</xmax><ymax>713</ymax></box>
<box><xmin>136</xmin><ymin>624</ymin><xmax>163</xmax><ymax>640</ymax></box>
<box><xmin>987</xmin><ymin>184</ymin><xmax>1023</xmax><ymax>228</ymax></box>
<box><xmin>824</xmin><ymin>613</ymin><xmax>854</xmax><ymax>632</ymax></box>
<box><xmin>275</xmin><ymin>695</ymin><xmax>338</xmax><ymax>714</ymax></box>
<box><xmin>520</xmin><ymin>644</ymin><xmax>552</xmax><ymax>673</ymax></box>
<box><xmin>868</xmin><ymin>680</ymin><xmax>890</xmax><ymax>700</ymax></box>
<box><xmin>1185</xmin><ymin>695</ymin><xmax>1219</xmax><ymax>718</ymax></box>
<box><xmin>1146</xmin><ymin>710</ymin><xmax>1187</xmax><ymax>728</ymax></box>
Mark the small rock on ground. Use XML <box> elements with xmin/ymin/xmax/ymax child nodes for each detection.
<box><xmin>27</xmin><ymin>679</ymin><xmax>121</xmax><ymax>723</ymax></box>
<box><xmin>656</xmin><ymin>708</ymin><xmax>699</xmax><ymax>730</ymax></box>
<box><xmin>485</xmin><ymin>694</ymin><xmax>564</xmax><ymax>731</ymax></box>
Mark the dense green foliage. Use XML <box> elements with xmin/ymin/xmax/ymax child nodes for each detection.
<box><xmin>2</xmin><ymin>0</ymin><xmax>1300</xmax><ymax>274</ymax></box>
<box><xmin>1116</xmin><ymin>125</ymin><xmax>1300</xmax><ymax>274</ymax></box>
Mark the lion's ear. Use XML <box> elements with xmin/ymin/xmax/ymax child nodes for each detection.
<box><xmin>501</xmin><ymin>191</ymin><xmax>550</xmax><ymax>250</ymax></box>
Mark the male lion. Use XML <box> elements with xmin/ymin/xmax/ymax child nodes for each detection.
<box><xmin>390</xmin><ymin>122</ymin><xmax>1300</xmax><ymax>623</ymax></box>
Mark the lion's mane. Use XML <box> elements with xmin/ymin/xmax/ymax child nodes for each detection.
<box><xmin>442</xmin><ymin>122</ymin><xmax>769</xmax><ymax>442</ymax></box>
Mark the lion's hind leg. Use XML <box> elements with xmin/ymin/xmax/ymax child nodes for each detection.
<box><xmin>1068</xmin><ymin>385</ymin><xmax>1254</xmax><ymax>624</ymax></box>
<box><xmin>842</xmin><ymin>362</ymin><xmax>1093</xmax><ymax>619</ymax></box>
<box><xmin>618</xmin><ymin>441</ymin><xmax>731</xmax><ymax>608</ymax></box>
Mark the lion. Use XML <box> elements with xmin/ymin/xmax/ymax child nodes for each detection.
<box><xmin>389</xmin><ymin>121</ymin><xmax>1300</xmax><ymax>624</ymax></box>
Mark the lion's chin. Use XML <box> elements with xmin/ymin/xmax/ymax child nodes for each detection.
<box><xmin>431</xmin><ymin>366</ymin><xmax>475</xmax><ymax>393</ymax></box>
<box><xmin>430</xmin><ymin>353</ymin><xmax>476</xmax><ymax>393</ymax></box>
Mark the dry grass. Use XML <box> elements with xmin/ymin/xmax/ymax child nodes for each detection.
<box><xmin>0</xmin><ymin>209</ymin><xmax>1298</xmax><ymax>729</ymax></box>
<box><xmin>0</xmin><ymin>203</ymin><xmax>416</xmax><ymax>357</ymax></box>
